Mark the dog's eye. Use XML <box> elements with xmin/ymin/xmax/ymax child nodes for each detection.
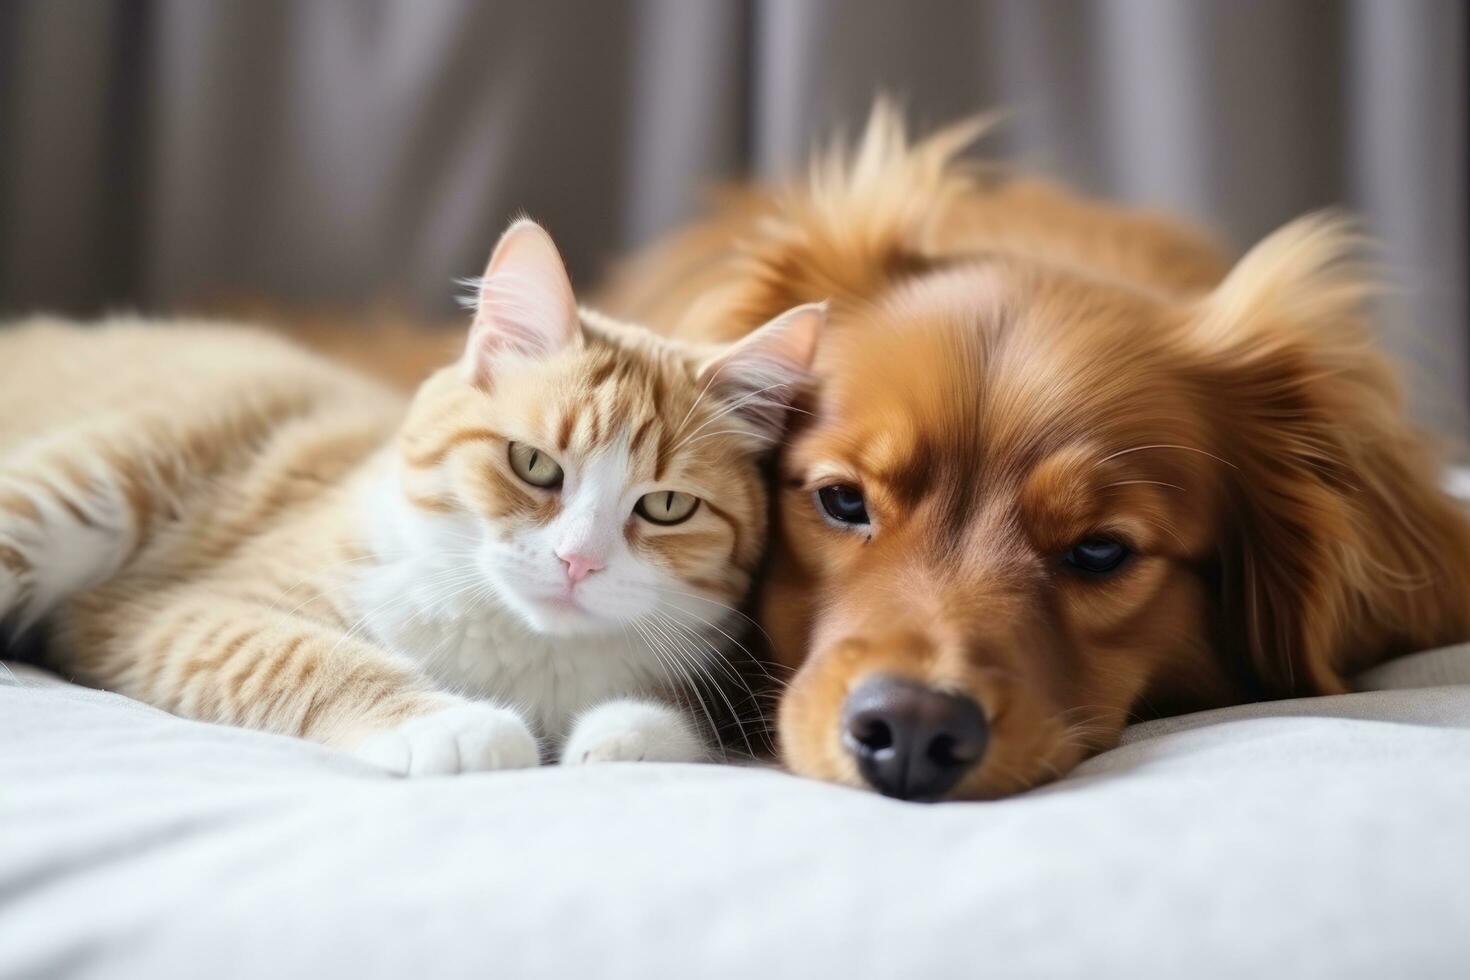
<box><xmin>817</xmin><ymin>484</ymin><xmax>870</xmax><ymax>526</ymax></box>
<box><xmin>1063</xmin><ymin>537</ymin><xmax>1130</xmax><ymax>575</ymax></box>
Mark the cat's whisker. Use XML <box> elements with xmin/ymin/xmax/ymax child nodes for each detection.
<box><xmin>321</xmin><ymin>565</ymin><xmax>491</xmax><ymax>661</ymax></box>
<box><xmin>648</xmin><ymin>587</ymin><xmax>787</xmax><ymax>660</ymax></box>
<box><xmin>417</xmin><ymin>578</ymin><xmax>509</xmax><ymax>680</ymax></box>
<box><xmin>629</xmin><ymin>616</ymin><xmax>726</xmax><ymax>760</ymax></box>
<box><xmin>625</xmin><ymin>619</ymin><xmax>719</xmax><ymax>760</ymax></box>
<box><xmin>649</xmin><ymin>607</ymin><xmax>756</xmax><ymax>691</ymax></box>
<box><xmin>270</xmin><ymin>550</ymin><xmax>481</xmax><ymax>620</ymax></box>
<box><xmin>670</xmin><ymin>360</ymin><xmax>730</xmax><ymax>446</ymax></box>
<box><xmin>647</xmin><ymin>609</ymin><xmax>763</xmax><ymax>756</ymax></box>
<box><xmin>652</xmin><ymin>599</ymin><xmax>783</xmax><ymax>693</ymax></box>
<box><xmin>648</xmin><ymin>589</ymin><xmax>792</xmax><ymax>693</ymax></box>
<box><xmin>669</xmin><ymin>381</ymin><xmax>793</xmax><ymax>454</ymax></box>
<box><xmin>641</xmin><ymin>612</ymin><xmax>756</xmax><ymax>758</ymax></box>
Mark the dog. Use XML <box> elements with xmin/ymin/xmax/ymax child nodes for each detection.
<box><xmin>597</xmin><ymin>103</ymin><xmax>1470</xmax><ymax>801</ymax></box>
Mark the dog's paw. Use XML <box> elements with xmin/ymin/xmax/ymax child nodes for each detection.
<box><xmin>352</xmin><ymin>703</ymin><xmax>539</xmax><ymax>777</ymax></box>
<box><xmin>560</xmin><ymin>699</ymin><xmax>705</xmax><ymax>765</ymax></box>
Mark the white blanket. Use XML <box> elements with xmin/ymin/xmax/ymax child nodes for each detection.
<box><xmin>3</xmin><ymin>648</ymin><xmax>1469</xmax><ymax>979</ymax></box>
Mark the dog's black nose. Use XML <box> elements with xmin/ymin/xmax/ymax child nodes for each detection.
<box><xmin>842</xmin><ymin>676</ymin><xmax>988</xmax><ymax>801</ymax></box>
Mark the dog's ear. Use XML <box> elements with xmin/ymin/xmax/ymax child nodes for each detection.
<box><xmin>1190</xmin><ymin>214</ymin><xmax>1470</xmax><ymax>696</ymax></box>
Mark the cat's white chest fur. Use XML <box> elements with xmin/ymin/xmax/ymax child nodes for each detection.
<box><xmin>360</xmin><ymin>563</ymin><xmax>662</xmax><ymax>740</ymax></box>
<box><xmin>353</xmin><ymin>462</ymin><xmax>667</xmax><ymax>741</ymax></box>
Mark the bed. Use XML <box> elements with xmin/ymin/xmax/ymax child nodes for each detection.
<box><xmin>3</xmin><ymin>643</ymin><xmax>1468</xmax><ymax>979</ymax></box>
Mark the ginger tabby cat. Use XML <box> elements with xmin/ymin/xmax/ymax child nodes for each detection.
<box><xmin>0</xmin><ymin>220</ymin><xmax>822</xmax><ymax>774</ymax></box>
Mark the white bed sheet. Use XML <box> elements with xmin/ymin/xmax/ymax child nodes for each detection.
<box><xmin>3</xmin><ymin>648</ymin><xmax>1469</xmax><ymax>979</ymax></box>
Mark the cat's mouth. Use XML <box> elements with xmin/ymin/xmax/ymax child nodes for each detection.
<box><xmin>512</xmin><ymin>587</ymin><xmax>622</xmax><ymax>636</ymax></box>
<box><xmin>540</xmin><ymin>593</ymin><xmax>585</xmax><ymax>613</ymax></box>
<box><xmin>488</xmin><ymin>564</ymin><xmax>645</xmax><ymax>636</ymax></box>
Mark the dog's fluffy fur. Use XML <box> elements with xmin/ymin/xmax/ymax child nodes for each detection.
<box><xmin>597</xmin><ymin>102</ymin><xmax>1470</xmax><ymax>800</ymax></box>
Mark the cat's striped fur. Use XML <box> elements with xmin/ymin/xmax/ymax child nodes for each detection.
<box><xmin>0</xmin><ymin>220</ymin><xmax>821</xmax><ymax>773</ymax></box>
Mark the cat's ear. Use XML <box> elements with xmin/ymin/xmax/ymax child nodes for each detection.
<box><xmin>696</xmin><ymin>302</ymin><xmax>826</xmax><ymax>438</ymax></box>
<box><xmin>463</xmin><ymin>219</ymin><xmax>581</xmax><ymax>383</ymax></box>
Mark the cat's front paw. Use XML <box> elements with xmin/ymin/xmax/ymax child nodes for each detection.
<box><xmin>352</xmin><ymin>703</ymin><xmax>539</xmax><ymax>777</ymax></box>
<box><xmin>560</xmin><ymin>699</ymin><xmax>705</xmax><ymax>765</ymax></box>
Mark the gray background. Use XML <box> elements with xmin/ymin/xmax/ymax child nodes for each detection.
<box><xmin>0</xmin><ymin>0</ymin><xmax>1464</xmax><ymax>432</ymax></box>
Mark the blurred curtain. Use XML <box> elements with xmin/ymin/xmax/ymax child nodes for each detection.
<box><xmin>0</xmin><ymin>0</ymin><xmax>1465</xmax><ymax>432</ymax></box>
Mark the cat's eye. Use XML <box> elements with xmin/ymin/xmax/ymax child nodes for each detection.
<box><xmin>508</xmin><ymin>442</ymin><xmax>563</xmax><ymax>489</ymax></box>
<box><xmin>816</xmin><ymin>484</ymin><xmax>869</xmax><ymax>526</ymax></box>
<box><xmin>1062</xmin><ymin>536</ymin><xmax>1131</xmax><ymax>576</ymax></box>
<box><xmin>635</xmin><ymin>490</ymin><xmax>700</xmax><ymax>526</ymax></box>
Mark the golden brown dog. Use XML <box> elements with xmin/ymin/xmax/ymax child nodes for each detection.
<box><xmin>598</xmin><ymin>104</ymin><xmax>1470</xmax><ymax>801</ymax></box>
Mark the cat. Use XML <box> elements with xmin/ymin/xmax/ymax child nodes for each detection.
<box><xmin>0</xmin><ymin>219</ymin><xmax>823</xmax><ymax>775</ymax></box>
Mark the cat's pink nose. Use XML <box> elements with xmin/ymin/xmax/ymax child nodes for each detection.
<box><xmin>558</xmin><ymin>551</ymin><xmax>605</xmax><ymax>585</ymax></box>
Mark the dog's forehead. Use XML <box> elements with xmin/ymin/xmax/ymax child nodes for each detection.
<box><xmin>811</xmin><ymin>324</ymin><xmax>977</xmax><ymax>496</ymax></box>
<box><xmin>804</xmin><ymin>268</ymin><xmax>1197</xmax><ymax>506</ymax></box>
<box><xmin>814</xmin><ymin>325</ymin><xmax>1057</xmax><ymax>483</ymax></box>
